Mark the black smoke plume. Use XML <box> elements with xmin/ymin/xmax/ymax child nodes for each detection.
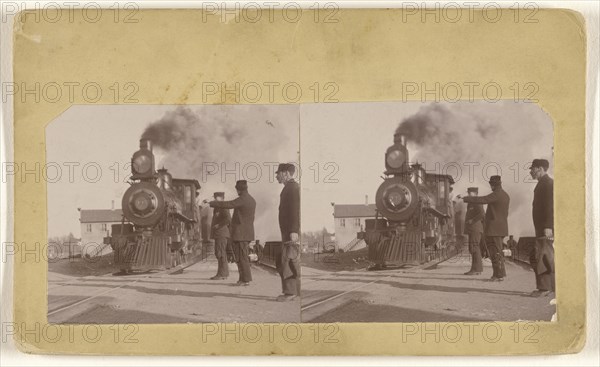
<box><xmin>141</xmin><ymin>105</ymin><xmax>298</xmax><ymax>241</ymax></box>
<box><xmin>396</xmin><ymin>102</ymin><xmax>553</xmax><ymax>237</ymax></box>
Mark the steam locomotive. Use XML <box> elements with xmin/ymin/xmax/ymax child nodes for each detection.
<box><xmin>359</xmin><ymin>131</ymin><xmax>459</xmax><ymax>269</ymax></box>
<box><xmin>105</xmin><ymin>138</ymin><xmax>202</xmax><ymax>274</ymax></box>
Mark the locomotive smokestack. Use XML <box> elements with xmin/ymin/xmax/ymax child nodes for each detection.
<box><xmin>139</xmin><ymin>138</ymin><xmax>153</xmax><ymax>152</ymax></box>
<box><xmin>393</xmin><ymin>131</ymin><xmax>407</xmax><ymax>147</ymax></box>
<box><xmin>365</xmin><ymin>195</ymin><xmax>368</xmax><ymax>205</ymax></box>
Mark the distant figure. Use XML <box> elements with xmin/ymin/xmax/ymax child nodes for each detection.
<box><xmin>450</xmin><ymin>187</ymin><xmax>463</xmax><ymax>236</ymax></box>
<box><xmin>255</xmin><ymin>240</ymin><xmax>264</xmax><ymax>261</ymax></box>
<box><xmin>462</xmin><ymin>175</ymin><xmax>510</xmax><ymax>281</ymax></box>
<box><xmin>529</xmin><ymin>159</ymin><xmax>555</xmax><ymax>297</ymax></box>
<box><xmin>209</xmin><ymin>192</ymin><xmax>231</xmax><ymax>280</ymax></box>
<box><xmin>507</xmin><ymin>235</ymin><xmax>518</xmax><ymax>259</ymax></box>
<box><xmin>209</xmin><ymin>180</ymin><xmax>256</xmax><ymax>286</ymax></box>
<box><xmin>275</xmin><ymin>163</ymin><xmax>301</xmax><ymax>302</ymax></box>
<box><xmin>462</xmin><ymin>187</ymin><xmax>485</xmax><ymax>275</ymax></box>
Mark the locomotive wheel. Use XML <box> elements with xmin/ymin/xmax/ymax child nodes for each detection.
<box><xmin>375</xmin><ymin>177</ymin><xmax>419</xmax><ymax>222</ymax></box>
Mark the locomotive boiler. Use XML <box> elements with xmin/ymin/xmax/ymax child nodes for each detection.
<box><xmin>359</xmin><ymin>131</ymin><xmax>458</xmax><ymax>269</ymax></box>
<box><xmin>106</xmin><ymin>138</ymin><xmax>202</xmax><ymax>274</ymax></box>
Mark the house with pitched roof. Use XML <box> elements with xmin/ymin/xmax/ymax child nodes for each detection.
<box><xmin>78</xmin><ymin>206</ymin><xmax>124</xmax><ymax>257</ymax></box>
<box><xmin>333</xmin><ymin>200</ymin><xmax>377</xmax><ymax>252</ymax></box>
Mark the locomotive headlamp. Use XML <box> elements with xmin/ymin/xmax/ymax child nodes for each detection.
<box><xmin>133</xmin><ymin>154</ymin><xmax>152</xmax><ymax>175</ymax></box>
<box><xmin>386</xmin><ymin>149</ymin><xmax>405</xmax><ymax>169</ymax></box>
<box><xmin>131</xmin><ymin>139</ymin><xmax>156</xmax><ymax>179</ymax></box>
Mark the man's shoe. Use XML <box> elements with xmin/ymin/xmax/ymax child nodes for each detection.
<box><xmin>489</xmin><ymin>276</ymin><xmax>504</xmax><ymax>281</ymax></box>
<box><xmin>464</xmin><ymin>271</ymin><xmax>482</xmax><ymax>275</ymax></box>
<box><xmin>235</xmin><ymin>281</ymin><xmax>250</xmax><ymax>286</ymax></box>
<box><xmin>531</xmin><ymin>289</ymin><xmax>551</xmax><ymax>297</ymax></box>
<box><xmin>276</xmin><ymin>294</ymin><xmax>297</xmax><ymax>302</ymax></box>
<box><xmin>210</xmin><ymin>276</ymin><xmax>226</xmax><ymax>280</ymax></box>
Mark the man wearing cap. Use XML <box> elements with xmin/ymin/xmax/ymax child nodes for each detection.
<box><xmin>529</xmin><ymin>159</ymin><xmax>555</xmax><ymax>297</ymax></box>
<box><xmin>209</xmin><ymin>192</ymin><xmax>231</xmax><ymax>280</ymax></box>
<box><xmin>208</xmin><ymin>180</ymin><xmax>256</xmax><ymax>286</ymax></box>
<box><xmin>463</xmin><ymin>187</ymin><xmax>485</xmax><ymax>275</ymax></box>
<box><xmin>462</xmin><ymin>175</ymin><xmax>510</xmax><ymax>281</ymax></box>
<box><xmin>275</xmin><ymin>163</ymin><xmax>301</xmax><ymax>302</ymax></box>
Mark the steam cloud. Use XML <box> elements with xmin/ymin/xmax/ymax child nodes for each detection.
<box><xmin>141</xmin><ymin>105</ymin><xmax>298</xmax><ymax>241</ymax></box>
<box><xmin>397</xmin><ymin>102</ymin><xmax>553</xmax><ymax>237</ymax></box>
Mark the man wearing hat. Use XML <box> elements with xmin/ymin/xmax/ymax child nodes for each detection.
<box><xmin>461</xmin><ymin>175</ymin><xmax>510</xmax><ymax>281</ymax></box>
<box><xmin>275</xmin><ymin>163</ymin><xmax>301</xmax><ymax>302</ymax></box>
<box><xmin>529</xmin><ymin>159</ymin><xmax>555</xmax><ymax>297</ymax></box>
<box><xmin>463</xmin><ymin>187</ymin><xmax>485</xmax><ymax>275</ymax></box>
<box><xmin>209</xmin><ymin>192</ymin><xmax>231</xmax><ymax>280</ymax></box>
<box><xmin>208</xmin><ymin>180</ymin><xmax>256</xmax><ymax>286</ymax></box>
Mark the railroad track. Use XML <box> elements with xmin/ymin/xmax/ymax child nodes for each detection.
<box><xmin>257</xmin><ymin>255</ymin><xmax>392</xmax><ymax>319</ymax></box>
<box><xmin>48</xmin><ymin>270</ymin><xmax>179</xmax><ymax>318</ymax></box>
<box><xmin>48</xmin><ymin>277</ymin><xmax>142</xmax><ymax>317</ymax></box>
<box><xmin>48</xmin><ymin>255</ymin><xmax>205</xmax><ymax>318</ymax></box>
<box><xmin>300</xmin><ymin>274</ymin><xmax>392</xmax><ymax>312</ymax></box>
<box><xmin>299</xmin><ymin>252</ymin><xmax>464</xmax><ymax>320</ymax></box>
<box><xmin>49</xmin><ymin>254</ymin><xmax>461</xmax><ymax>321</ymax></box>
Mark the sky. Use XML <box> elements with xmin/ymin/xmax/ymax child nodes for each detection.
<box><xmin>46</xmin><ymin>104</ymin><xmax>299</xmax><ymax>240</ymax></box>
<box><xmin>46</xmin><ymin>101</ymin><xmax>553</xmax><ymax>240</ymax></box>
<box><xmin>300</xmin><ymin>101</ymin><xmax>554</xmax><ymax>237</ymax></box>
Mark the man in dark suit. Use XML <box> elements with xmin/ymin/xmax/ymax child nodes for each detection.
<box><xmin>209</xmin><ymin>192</ymin><xmax>231</xmax><ymax>280</ymax></box>
<box><xmin>275</xmin><ymin>163</ymin><xmax>301</xmax><ymax>302</ymax></box>
<box><xmin>462</xmin><ymin>175</ymin><xmax>510</xmax><ymax>281</ymax></box>
<box><xmin>463</xmin><ymin>187</ymin><xmax>485</xmax><ymax>275</ymax></box>
<box><xmin>209</xmin><ymin>180</ymin><xmax>256</xmax><ymax>286</ymax></box>
<box><xmin>529</xmin><ymin>159</ymin><xmax>555</xmax><ymax>297</ymax></box>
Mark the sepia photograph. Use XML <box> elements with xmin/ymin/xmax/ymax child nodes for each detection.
<box><xmin>300</xmin><ymin>101</ymin><xmax>556</xmax><ymax>323</ymax></box>
<box><xmin>4</xmin><ymin>3</ymin><xmax>592</xmax><ymax>359</ymax></box>
<box><xmin>46</xmin><ymin>104</ymin><xmax>301</xmax><ymax>323</ymax></box>
<box><xmin>45</xmin><ymin>101</ymin><xmax>558</xmax><ymax>324</ymax></box>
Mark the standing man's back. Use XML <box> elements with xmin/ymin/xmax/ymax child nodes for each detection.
<box><xmin>209</xmin><ymin>180</ymin><xmax>256</xmax><ymax>286</ymax></box>
<box><xmin>462</xmin><ymin>187</ymin><xmax>485</xmax><ymax>275</ymax></box>
<box><xmin>275</xmin><ymin>163</ymin><xmax>301</xmax><ymax>302</ymax></box>
<box><xmin>462</xmin><ymin>175</ymin><xmax>510</xmax><ymax>281</ymax></box>
<box><xmin>533</xmin><ymin>172</ymin><xmax>554</xmax><ymax>237</ymax></box>
<box><xmin>210</xmin><ymin>192</ymin><xmax>231</xmax><ymax>280</ymax></box>
<box><xmin>529</xmin><ymin>159</ymin><xmax>555</xmax><ymax>297</ymax></box>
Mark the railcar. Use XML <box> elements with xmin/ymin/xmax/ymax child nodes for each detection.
<box><xmin>358</xmin><ymin>131</ymin><xmax>459</xmax><ymax>269</ymax></box>
<box><xmin>105</xmin><ymin>138</ymin><xmax>202</xmax><ymax>274</ymax></box>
